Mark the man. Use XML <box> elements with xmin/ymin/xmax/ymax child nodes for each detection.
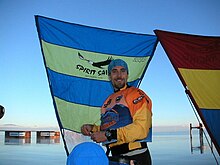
<box><xmin>81</xmin><ymin>59</ymin><xmax>152</xmax><ymax>165</ymax></box>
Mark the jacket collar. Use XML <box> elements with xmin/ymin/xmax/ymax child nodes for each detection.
<box><xmin>114</xmin><ymin>84</ymin><xmax>130</xmax><ymax>93</ymax></box>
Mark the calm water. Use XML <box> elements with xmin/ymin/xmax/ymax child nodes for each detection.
<box><xmin>0</xmin><ymin>131</ymin><xmax>219</xmax><ymax>165</ymax></box>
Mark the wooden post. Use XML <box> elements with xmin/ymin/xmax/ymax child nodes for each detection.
<box><xmin>190</xmin><ymin>123</ymin><xmax>193</xmax><ymax>153</ymax></box>
<box><xmin>189</xmin><ymin>123</ymin><xmax>204</xmax><ymax>154</ymax></box>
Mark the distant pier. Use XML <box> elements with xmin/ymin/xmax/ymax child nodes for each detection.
<box><xmin>36</xmin><ymin>131</ymin><xmax>60</xmax><ymax>144</ymax></box>
<box><xmin>190</xmin><ymin>123</ymin><xmax>204</xmax><ymax>154</ymax></box>
<box><xmin>3</xmin><ymin>130</ymin><xmax>60</xmax><ymax>145</ymax></box>
<box><xmin>5</xmin><ymin>131</ymin><xmax>31</xmax><ymax>138</ymax></box>
<box><xmin>5</xmin><ymin>131</ymin><xmax>31</xmax><ymax>144</ymax></box>
<box><xmin>37</xmin><ymin>131</ymin><xmax>60</xmax><ymax>138</ymax></box>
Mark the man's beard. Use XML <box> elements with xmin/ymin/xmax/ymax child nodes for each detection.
<box><xmin>113</xmin><ymin>79</ymin><xmax>126</xmax><ymax>90</ymax></box>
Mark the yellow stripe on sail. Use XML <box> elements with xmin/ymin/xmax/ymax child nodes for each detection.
<box><xmin>42</xmin><ymin>40</ymin><xmax>150</xmax><ymax>82</ymax></box>
<box><xmin>179</xmin><ymin>68</ymin><xmax>220</xmax><ymax>109</ymax></box>
<box><xmin>55</xmin><ymin>97</ymin><xmax>101</xmax><ymax>132</ymax></box>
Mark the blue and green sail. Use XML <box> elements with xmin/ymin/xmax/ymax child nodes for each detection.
<box><xmin>35</xmin><ymin>15</ymin><xmax>158</xmax><ymax>154</ymax></box>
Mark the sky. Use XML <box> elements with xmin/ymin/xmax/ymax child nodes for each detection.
<box><xmin>0</xmin><ymin>0</ymin><xmax>220</xmax><ymax>130</ymax></box>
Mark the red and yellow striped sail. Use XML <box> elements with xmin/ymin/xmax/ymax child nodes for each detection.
<box><xmin>155</xmin><ymin>30</ymin><xmax>220</xmax><ymax>155</ymax></box>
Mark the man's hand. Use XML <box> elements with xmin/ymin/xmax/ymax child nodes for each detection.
<box><xmin>91</xmin><ymin>131</ymin><xmax>107</xmax><ymax>143</ymax></box>
<box><xmin>81</xmin><ymin>124</ymin><xmax>94</xmax><ymax>136</ymax></box>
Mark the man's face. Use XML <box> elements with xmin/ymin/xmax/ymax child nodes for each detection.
<box><xmin>109</xmin><ymin>66</ymin><xmax>128</xmax><ymax>90</ymax></box>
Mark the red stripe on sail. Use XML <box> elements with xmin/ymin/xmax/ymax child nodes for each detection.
<box><xmin>154</xmin><ymin>30</ymin><xmax>220</xmax><ymax>70</ymax></box>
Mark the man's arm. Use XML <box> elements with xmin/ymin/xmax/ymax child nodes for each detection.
<box><xmin>117</xmin><ymin>103</ymin><xmax>152</xmax><ymax>143</ymax></box>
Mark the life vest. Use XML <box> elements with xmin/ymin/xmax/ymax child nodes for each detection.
<box><xmin>100</xmin><ymin>86</ymin><xmax>152</xmax><ymax>143</ymax></box>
